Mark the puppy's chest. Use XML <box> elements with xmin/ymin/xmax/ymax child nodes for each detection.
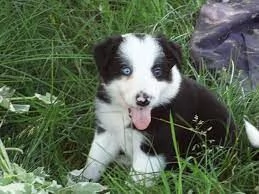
<box><xmin>96</xmin><ymin>101</ymin><xmax>143</xmax><ymax>154</ymax></box>
<box><xmin>96</xmin><ymin>102</ymin><xmax>131</xmax><ymax>132</ymax></box>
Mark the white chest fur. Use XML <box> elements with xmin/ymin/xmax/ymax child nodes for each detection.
<box><xmin>95</xmin><ymin>99</ymin><xmax>144</xmax><ymax>158</ymax></box>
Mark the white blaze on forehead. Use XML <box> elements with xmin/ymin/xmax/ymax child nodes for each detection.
<box><xmin>119</xmin><ymin>34</ymin><xmax>163</xmax><ymax>70</ymax></box>
<box><xmin>118</xmin><ymin>34</ymin><xmax>164</xmax><ymax>130</ymax></box>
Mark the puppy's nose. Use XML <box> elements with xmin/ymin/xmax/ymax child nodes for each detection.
<box><xmin>136</xmin><ymin>92</ymin><xmax>151</xmax><ymax>107</ymax></box>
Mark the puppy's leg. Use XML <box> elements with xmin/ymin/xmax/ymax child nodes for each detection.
<box><xmin>70</xmin><ymin>131</ymin><xmax>120</xmax><ymax>182</ymax></box>
<box><xmin>130</xmin><ymin>148</ymin><xmax>166</xmax><ymax>187</ymax></box>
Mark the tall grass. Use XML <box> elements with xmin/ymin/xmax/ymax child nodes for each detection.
<box><xmin>0</xmin><ymin>0</ymin><xmax>258</xmax><ymax>193</ymax></box>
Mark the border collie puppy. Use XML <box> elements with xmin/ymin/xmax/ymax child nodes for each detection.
<box><xmin>70</xmin><ymin>33</ymin><xmax>237</xmax><ymax>186</ymax></box>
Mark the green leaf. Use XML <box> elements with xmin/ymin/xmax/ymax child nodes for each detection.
<box><xmin>0</xmin><ymin>183</ymin><xmax>31</xmax><ymax>194</ymax></box>
<box><xmin>0</xmin><ymin>139</ymin><xmax>12</xmax><ymax>174</ymax></box>
<box><xmin>0</xmin><ymin>86</ymin><xmax>15</xmax><ymax>98</ymax></box>
<box><xmin>0</xmin><ymin>97</ymin><xmax>11</xmax><ymax>110</ymax></box>
<box><xmin>34</xmin><ymin>93</ymin><xmax>59</xmax><ymax>104</ymax></box>
<box><xmin>0</xmin><ymin>86</ymin><xmax>30</xmax><ymax>113</ymax></box>
<box><xmin>60</xmin><ymin>182</ymin><xmax>108</xmax><ymax>194</ymax></box>
<box><xmin>9</xmin><ymin>104</ymin><xmax>30</xmax><ymax>113</ymax></box>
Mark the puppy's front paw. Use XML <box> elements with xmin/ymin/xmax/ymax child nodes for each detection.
<box><xmin>129</xmin><ymin>168</ymin><xmax>156</xmax><ymax>187</ymax></box>
<box><xmin>69</xmin><ymin>165</ymin><xmax>102</xmax><ymax>183</ymax></box>
<box><xmin>68</xmin><ymin>169</ymin><xmax>88</xmax><ymax>183</ymax></box>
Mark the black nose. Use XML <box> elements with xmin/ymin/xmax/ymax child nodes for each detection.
<box><xmin>136</xmin><ymin>92</ymin><xmax>151</xmax><ymax>107</ymax></box>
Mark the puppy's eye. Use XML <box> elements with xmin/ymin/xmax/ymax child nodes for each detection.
<box><xmin>152</xmin><ymin>67</ymin><xmax>162</xmax><ymax>77</ymax></box>
<box><xmin>121</xmin><ymin>66</ymin><xmax>132</xmax><ymax>76</ymax></box>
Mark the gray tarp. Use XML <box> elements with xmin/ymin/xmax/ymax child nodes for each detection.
<box><xmin>190</xmin><ymin>0</ymin><xmax>259</xmax><ymax>90</ymax></box>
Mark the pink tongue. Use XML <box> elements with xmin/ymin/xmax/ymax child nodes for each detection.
<box><xmin>129</xmin><ymin>107</ymin><xmax>151</xmax><ymax>130</ymax></box>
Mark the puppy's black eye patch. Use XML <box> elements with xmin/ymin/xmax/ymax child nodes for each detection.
<box><xmin>152</xmin><ymin>58</ymin><xmax>172</xmax><ymax>82</ymax></box>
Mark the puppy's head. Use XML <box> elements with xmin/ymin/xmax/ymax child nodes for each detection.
<box><xmin>94</xmin><ymin>33</ymin><xmax>182</xmax><ymax>130</ymax></box>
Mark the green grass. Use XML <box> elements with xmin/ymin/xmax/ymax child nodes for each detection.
<box><xmin>0</xmin><ymin>0</ymin><xmax>259</xmax><ymax>193</ymax></box>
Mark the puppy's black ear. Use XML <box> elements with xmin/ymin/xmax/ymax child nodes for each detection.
<box><xmin>156</xmin><ymin>35</ymin><xmax>182</xmax><ymax>70</ymax></box>
<box><xmin>93</xmin><ymin>36</ymin><xmax>123</xmax><ymax>74</ymax></box>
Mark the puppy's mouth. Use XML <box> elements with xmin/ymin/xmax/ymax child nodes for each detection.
<box><xmin>128</xmin><ymin>107</ymin><xmax>151</xmax><ymax>130</ymax></box>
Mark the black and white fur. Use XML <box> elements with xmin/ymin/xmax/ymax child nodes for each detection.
<box><xmin>70</xmin><ymin>33</ymin><xmax>257</xmax><ymax>186</ymax></box>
